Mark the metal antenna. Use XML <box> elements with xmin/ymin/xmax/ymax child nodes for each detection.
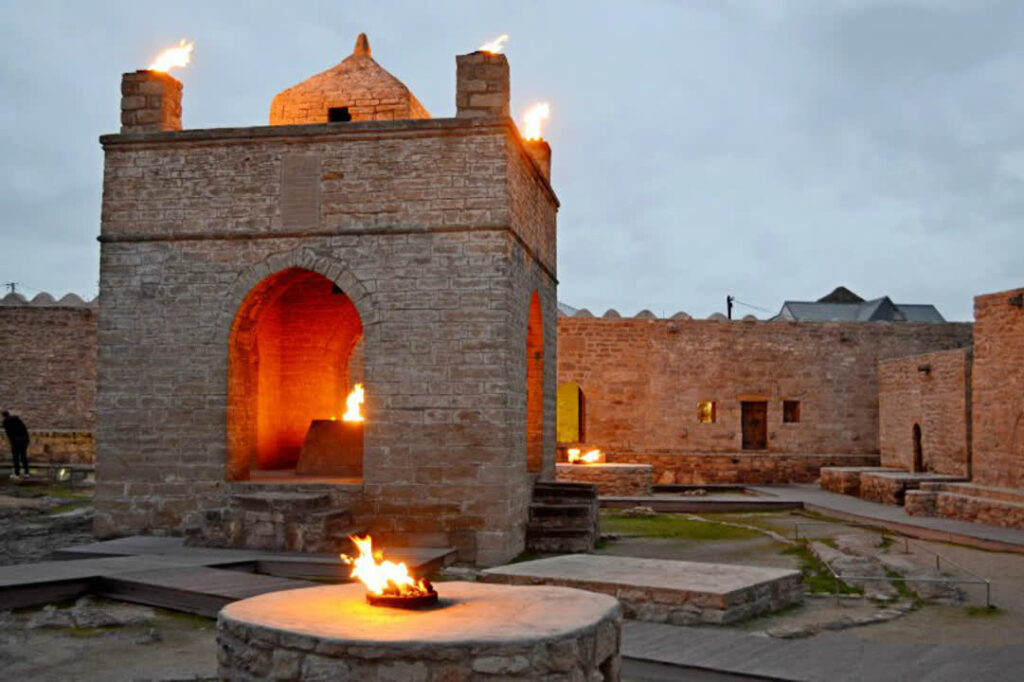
<box><xmin>3</xmin><ymin>282</ymin><xmax>16</xmax><ymax>294</ymax></box>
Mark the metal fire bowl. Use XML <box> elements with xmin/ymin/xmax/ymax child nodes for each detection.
<box><xmin>366</xmin><ymin>589</ymin><xmax>439</xmax><ymax>610</ymax></box>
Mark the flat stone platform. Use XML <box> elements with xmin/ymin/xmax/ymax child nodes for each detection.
<box><xmin>1</xmin><ymin>535</ymin><xmax>455</xmax><ymax>616</ymax></box>
<box><xmin>480</xmin><ymin>554</ymin><xmax>803</xmax><ymax>624</ymax></box>
<box><xmin>218</xmin><ymin>582</ymin><xmax>622</xmax><ymax>681</ymax></box>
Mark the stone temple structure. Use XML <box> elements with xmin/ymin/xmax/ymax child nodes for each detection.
<box><xmin>94</xmin><ymin>35</ymin><xmax>558</xmax><ymax>566</ymax></box>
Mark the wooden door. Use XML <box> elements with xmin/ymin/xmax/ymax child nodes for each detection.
<box><xmin>742</xmin><ymin>401</ymin><xmax>768</xmax><ymax>450</ymax></box>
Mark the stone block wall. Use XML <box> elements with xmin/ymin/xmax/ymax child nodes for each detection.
<box><xmin>557</xmin><ymin>317</ymin><xmax>972</xmax><ymax>459</ymax></box>
<box><xmin>971</xmin><ymin>287</ymin><xmax>1024</xmax><ymax>491</ymax></box>
<box><xmin>95</xmin><ymin>116</ymin><xmax>557</xmax><ymax>566</ymax></box>
<box><xmin>555</xmin><ymin>463</ymin><xmax>652</xmax><ymax>496</ymax></box>
<box><xmin>878</xmin><ymin>348</ymin><xmax>971</xmax><ymax>476</ymax></box>
<box><xmin>0</xmin><ymin>300</ymin><xmax>97</xmax><ymax>464</ymax></box>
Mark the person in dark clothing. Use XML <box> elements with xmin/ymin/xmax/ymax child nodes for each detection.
<box><xmin>2</xmin><ymin>410</ymin><xmax>30</xmax><ymax>479</ymax></box>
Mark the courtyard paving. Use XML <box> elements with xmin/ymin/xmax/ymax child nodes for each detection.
<box><xmin>2</xmin><ymin>478</ymin><xmax>1024</xmax><ymax>680</ymax></box>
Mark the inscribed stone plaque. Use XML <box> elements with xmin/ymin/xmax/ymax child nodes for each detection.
<box><xmin>280</xmin><ymin>153</ymin><xmax>321</xmax><ymax>229</ymax></box>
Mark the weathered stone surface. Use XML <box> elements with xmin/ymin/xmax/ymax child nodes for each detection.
<box><xmin>217</xmin><ymin>582</ymin><xmax>621</xmax><ymax>681</ymax></box>
<box><xmin>555</xmin><ymin>463</ymin><xmax>652</xmax><ymax>496</ymax></box>
<box><xmin>480</xmin><ymin>554</ymin><xmax>803</xmax><ymax>625</ymax></box>
<box><xmin>819</xmin><ymin>466</ymin><xmax>891</xmax><ymax>496</ymax></box>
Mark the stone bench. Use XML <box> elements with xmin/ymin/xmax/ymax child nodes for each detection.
<box><xmin>819</xmin><ymin>466</ymin><xmax>893</xmax><ymax>497</ymax></box>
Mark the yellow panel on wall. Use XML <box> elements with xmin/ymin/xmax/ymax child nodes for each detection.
<box><xmin>557</xmin><ymin>383</ymin><xmax>581</xmax><ymax>443</ymax></box>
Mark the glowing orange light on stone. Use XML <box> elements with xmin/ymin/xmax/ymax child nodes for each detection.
<box><xmin>341</xmin><ymin>535</ymin><xmax>432</xmax><ymax>597</ymax></box>
<box><xmin>149</xmin><ymin>39</ymin><xmax>194</xmax><ymax>72</ymax></box>
<box><xmin>342</xmin><ymin>383</ymin><xmax>365</xmax><ymax>423</ymax></box>
<box><xmin>568</xmin><ymin>448</ymin><xmax>603</xmax><ymax>464</ymax></box>
<box><xmin>479</xmin><ymin>34</ymin><xmax>509</xmax><ymax>54</ymax></box>
<box><xmin>522</xmin><ymin>103</ymin><xmax>550</xmax><ymax>141</ymax></box>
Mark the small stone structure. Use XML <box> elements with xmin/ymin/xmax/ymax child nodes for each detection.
<box><xmin>556</xmin><ymin>463</ymin><xmax>653</xmax><ymax>496</ymax></box>
<box><xmin>218</xmin><ymin>582</ymin><xmax>622</xmax><ymax>681</ymax></box>
<box><xmin>859</xmin><ymin>470</ymin><xmax>964</xmax><ymax>506</ymax></box>
<box><xmin>481</xmin><ymin>554</ymin><xmax>803</xmax><ymax>625</ymax></box>
<box><xmin>819</xmin><ymin>466</ymin><xmax>891</xmax><ymax>496</ymax></box>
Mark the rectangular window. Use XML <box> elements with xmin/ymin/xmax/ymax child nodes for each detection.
<box><xmin>328</xmin><ymin>106</ymin><xmax>352</xmax><ymax>122</ymax></box>
<box><xmin>783</xmin><ymin>400</ymin><xmax>801</xmax><ymax>423</ymax></box>
<box><xmin>698</xmin><ymin>401</ymin><xmax>717</xmax><ymax>423</ymax></box>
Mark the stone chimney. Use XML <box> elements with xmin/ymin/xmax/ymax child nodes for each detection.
<box><xmin>455</xmin><ymin>51</ymin><xmax>509</xmax><ymax>118</ymax></box>
<box><xmin>525</xmin><ymin>140</ymin><xmax>551</xmax><ymax>182</ymax></box>
<box><xmin>120</xmin><ymin>70</ymin><xmax>182</xmax><ymax>134</ymax></box>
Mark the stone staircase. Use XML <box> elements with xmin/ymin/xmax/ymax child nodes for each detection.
<box><xmin>526</xmin><ymin>481</ymin><xmax>600</xmax><ymax>553</ymax></box>
<box><xmin>907</xmin><ymin>481</ymin><xmax>1024</xmax><ymax>529</ymax></box>
<box><xmin>185</xmin><ymin>491</ymin><xmax>361</xmax><ymax>554</ymax></box>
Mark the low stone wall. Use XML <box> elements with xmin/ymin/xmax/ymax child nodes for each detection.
<box><xmin>904</xmin><ymin>489</ymin><xmax>937</xmax><ymax>517</ymax></box>
<box><xmin>0</xmin><ymin>430</ymin><xmax>94</xmax><ymax>468</ymax></box>
<box><xmin>819</xmin><ymin>467</ymin><xmax>891</xmax><ymax>496</ymax></box>
<box><xmin>612</xmin><ymin>452</ymin><xmax>880</xmax><ymax>485</ymax></box>
<box><xmin>860</xmin><ymin>472</ymin><xmax>964</xmax><ymax>506</ymax></box>
<box><xmin>555</xmin><ymin>463</ymin><xmax>652</xmax><ymax>496</ymax></box>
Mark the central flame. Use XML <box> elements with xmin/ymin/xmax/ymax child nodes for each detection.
<box><xmin>522</xmin><ymin>103</ymin><xmax>550</xmax><ymax>141</ymax></box>
<box><xmin>568</xmin><ymin>448</ymin><xmax>603</xmax><ymax>464</ymax></box>
<box><xmin>479</xmin><ymin>34</ymin><xmax>509</xmax><ymax>54</ymax></box>
<box><xmin>342</xmin><ymin>383</ymin><xmax>365</xmax><ymax>422</ymax></box>
<box><xmin>341</xmin><ymin>535</ymin><xmax>433</xmax><ymax>597</ymax></box>
<box><xmin>149</xmin><ymin>40</ymin><xmax>194</xmax><ymax>73</ymax></box>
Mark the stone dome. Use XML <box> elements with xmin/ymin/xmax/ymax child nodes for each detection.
<box><xmin>269</xmin><ymin>33</ymin><xmax>429</xmax><ymax>125</ymax></box>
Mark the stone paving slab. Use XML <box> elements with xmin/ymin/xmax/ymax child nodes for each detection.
<box><xmin>623</xmin><ymin>621</ymin><xmax>1024</xmax><ymax>682</ymax></box>
<box><xmin>481</xmin><ymin>554</ymin><xmax>802</xmax><ymax>624</ymax></box>
<box><xmin>753</xmin><ymin>485</ymin><xmax>1024</xmax><ymax>553</ymax></box>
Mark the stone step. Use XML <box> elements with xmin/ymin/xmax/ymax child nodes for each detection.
<box><xmin>229</xmin><ymin>492</ymin><xmax>332</xmax><ymax>513</ymax></box>
<box><xmin>533</xmin><ymin>481</ymin><xmax>599</xmax><ymax>505</ymax></box>
<box><xmin>525</xmin><ymin>527</ymin><xmax>597</xmax><ymax>554</ymax></box>
<box><xmin>529</xmin><ymin>504</ymin><xmax>595</xmax><ymax>529</ymax></box>
<box><xmin>310</xmin><ymin>508</ymin><xmax>354</xmax><ymax>535</ymax></box>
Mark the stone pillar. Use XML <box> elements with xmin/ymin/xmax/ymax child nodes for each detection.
<box><xmin>455</xmin><ymin>51</ymin><xmax>509</xmax><ymax>118</ymax></box>
<box><xmin>120</xmin><ymin>70</ymin><xmax>182</xmax><ymax>133</ymax></box>
<box><xmin>525</xmin><ymin>139</ymin><xmax>551</xmax><ymax>182</ymax></box>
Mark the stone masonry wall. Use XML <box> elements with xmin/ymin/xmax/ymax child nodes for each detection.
<box><xmin>558</xmin><ymin>317</ymin><xmax>972</xmax><ymax>460</ymax></box>
<box><xmin>878</xmin><ymin>348</ymin><xmax>971</xmax><ymax>476</ymax></box>
<box><xmin>96</xmin><ymin>117</ymin><xmax>557</xmax><ymax>566</ymax></box>
<box><xmin>971</xmin><ymin>287</ymin><xmax>1024</xmax><ymax>490</ymax></box>
<box><xmin>0</xmin><ymin>302</ymin><xmax>97</xmax><ymax>464</ymax></box>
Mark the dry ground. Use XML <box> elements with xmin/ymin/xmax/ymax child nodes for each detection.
<box><xmin>1</xmin><ymin>482</ymin><xmax>1022</xmax><ymax>680</ymax></box>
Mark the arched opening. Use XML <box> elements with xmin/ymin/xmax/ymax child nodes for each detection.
<box><xmin>526</xmin><ymin>291</ymin><xmax>544</xmax><ymax>472</ymax></box>
<box><xmin>912</xmin><ymin>423</ymin><xmax>923</xmax><ymax>473</ymax></box>
<box><xmin>557</xmin><ymin>382</ymin><xmax>586</xmax><ymax>444</ymax></box>
<box><xmin>227</xmin><ymin>268</ymin><xmax>364</xmax><ymax>481</ymax></box>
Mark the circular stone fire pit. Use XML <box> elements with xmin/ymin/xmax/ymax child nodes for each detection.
<box><xmin>218</xmin><ymin>581</ymin><xmax>622</xmax><ymax>681</ymax></box>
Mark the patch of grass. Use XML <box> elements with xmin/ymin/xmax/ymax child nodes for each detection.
<box><xmin>599</xmin><ymin>513</ymin><xmax>761</xmax><ymax>541</ymax></box>
<box><xmin>879</xmin><ymin>535</ymin><xmax>895</xmax><ymax>550</ymax></box>
<box><xmin>884</xmin><ymin>568</ymin><xmax>916</xmax><ymax>601</ymax></box>
<box><xmin>781</xmin><ymin>541</ymin><xmax>863</xmax><ymax>595</ymax></box>
<box><xmin>965</xmin><ymin>605</ymin><xmax>1003</xmax><ymax>617</ymax></box>
<box><xmin>593</xmin><ymin>537</ymin><xmax>612</xmax><ymax>550</ymax></box>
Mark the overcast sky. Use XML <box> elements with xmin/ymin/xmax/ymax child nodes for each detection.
<box><xmin>1</xmin><ymin>0</ymin><xmax>1022</xmax><ymax>321</ymax></box>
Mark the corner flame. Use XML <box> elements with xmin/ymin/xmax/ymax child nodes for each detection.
<box><xmin>479</xmin><ymin>34</ymin><xmax>509</xmax><ymax>54</ymax></box>
<box><xmin>568</xmin><ymin>448</ymin><xmax>603</xmax><ymax>464</ymax></box>
<box><xmin>342</xmin><ymin>383</ymin><xmax>365</xmax><ymax>423</ymax></box>
<box><xmin>522</xmin><ymin>103</ymin><xmax>550</xmax><ymax>141</ymax></box>
<box><xmin>341</xmin><ymin>535</ymin><xmax>432</xmax><ymax>597</ymax></box>
<box><xmin>149</xmin><ymin>39</ymin><xmax>194</xmax><ymax>73</ymax></box>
